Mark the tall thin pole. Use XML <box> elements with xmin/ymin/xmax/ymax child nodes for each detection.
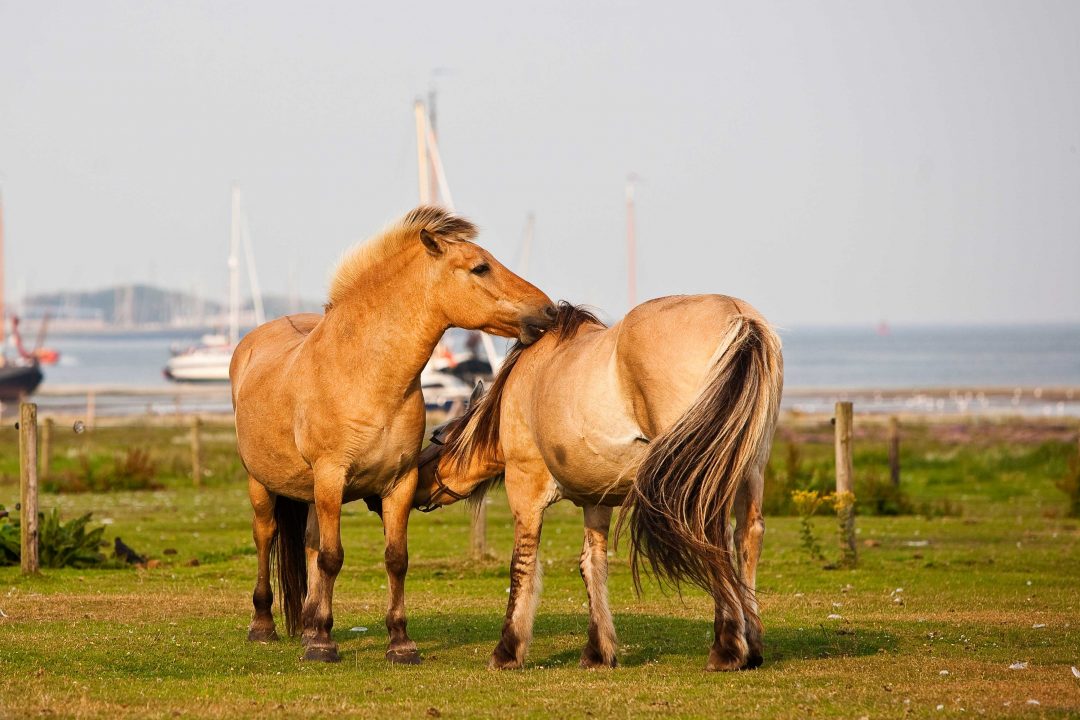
<box><xmin>238</xmin><ymin>197</ymin><xmax>265</xmax><ymax>327</ymax></box>
<box><xmin>19</xmin><ymin>402</ymin><xmax>40</xmax><ymax>574</ymax></box>
<box><xmin>519</xmin><ymin>213</ymin><xmax>535</xmax><ymax>276</ymax></box>
<box><xmin>414</xmin><ymin>101</ymin><xmax>431</xmax><ymax>205</ymax></box>
<box><xmin>834</xmin><ymin>401</ymin><xmax>857</xmax><ymax>567</ymax></box>
<box><xmin>427</xmin><ymin>89</ymin><xmax>440</xmax><ymax>204</ymax></box>
<box><xmin>0</xmin><ymin>193</ymin><xmax>6</xmax><ymax>345</ymax></box>
<box><xmin>228</xmin><ymin>186</ymin><xmax>241</xmax><ymax>346</ymax></box>
<box><xmin>425</xmin><ymin>122</ymin><xmax>455</xmax><ymax>210</ymax></box>
<box><xmin>626</xmin><ymin>175</ymin><xmax>637</xmax><ymax>310</ymax></box>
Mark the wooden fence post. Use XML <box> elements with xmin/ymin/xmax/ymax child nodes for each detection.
<box><xmin>19</xmin><ymin>402</ymin><xmax>40</xmax><ymax>574</ymax></box>
<box><xmin>190</xmin><ymin>416</ymin><xmax>203</xmax><ymax>487</ymax></box>
<box><xmin>888</xmin><ymin>416</ymin><xmax>900</xmax><ymax>487</ymax></box>
<box><xmin>40</xmin><ymin>416</ymin><xmax>54</xmax><ymax>480</ymax></box>
<box><xmin>470</xmin><ymin>504</ymin><xmax>487</xmax><ymax>560</ymax></box>
<box><xmin>834</xmin><ymin>401</ymin><xmax>856</xmax><ymax>567</ymax></box>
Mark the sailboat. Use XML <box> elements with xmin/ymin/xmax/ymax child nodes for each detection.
<box><xmin>0</xmin><ymin>194</ymin><xmax>44</xmax><ymax>401</ymax></box>
<box><xmin>164</xmin><ymin>186</ymin><xmax>265</xmax><ymax>383</ymax></box>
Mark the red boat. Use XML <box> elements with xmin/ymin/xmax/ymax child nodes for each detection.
<box><xmin>0</xmin><ymin>196</ymin><xmax>45</xmax><ymax>401</ymax></box>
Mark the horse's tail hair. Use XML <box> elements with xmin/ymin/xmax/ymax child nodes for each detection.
<box><xmin>272</xmin><ymin>496</ymin><xmax>309</xmax><ymax>637</ymax></box>
<box><xmin>619</xmin><ymin>314</ymin><xmax>782</xmax><ymax>611</ymax></box>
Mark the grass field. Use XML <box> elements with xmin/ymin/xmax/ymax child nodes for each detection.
<box><xmin>2</xmin><ymin>417</ymin><xmax>1079</xmax><ymax>718</ymax></box>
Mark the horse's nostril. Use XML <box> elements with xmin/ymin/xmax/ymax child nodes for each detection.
<box><xmin>543</xmin><ymin>304</ymin><xmax>557</xmax><ymax>320</ymax></box>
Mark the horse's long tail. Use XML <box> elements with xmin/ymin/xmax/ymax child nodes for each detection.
<box><xmin>620</xmin><ymin>314</ymin><xmax>782</xmax><ymax>607</ymax></box>
<box><xmin>272</xmin><ymin>496</ymin><xmax>309</xmax><ymax>637</ymax></box>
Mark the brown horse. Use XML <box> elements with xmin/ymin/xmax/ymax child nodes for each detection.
<box><xmin>231</xmin><ymin>206</ymin><xmax>555</xmax><ymax>664</ymax></box>
<box><xmin>415</xmin><ymin>296</ymin><xmax>783</xmax><ymax>671</ymax></box>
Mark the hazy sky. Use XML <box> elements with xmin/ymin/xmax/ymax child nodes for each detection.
<box><xmin>2</xmin><ymin>0</ymin><xmax>1078</xmax><ymax>325</ymax></box>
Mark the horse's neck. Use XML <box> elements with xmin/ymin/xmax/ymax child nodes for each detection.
<box><xmin>313</xmin><ymin>263</ymin><xmax>445</xmax><ymax>392</ymax></box>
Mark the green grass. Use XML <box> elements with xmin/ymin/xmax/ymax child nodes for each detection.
<box><xmin>2</xmin><ymin>418</ymin><xmax>1080</xmax><ymax>718</ymax></box>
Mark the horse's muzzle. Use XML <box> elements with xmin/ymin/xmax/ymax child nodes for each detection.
<box><xmin>518</xmin><ymin>306</ymin><xmax>556</xmax><ymax>345</ymax></box>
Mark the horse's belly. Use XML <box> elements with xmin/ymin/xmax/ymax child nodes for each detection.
<box><xmin>544</xmin><ymin>434</ymin><xmax>646</xmax><ymax>506</ymax></box>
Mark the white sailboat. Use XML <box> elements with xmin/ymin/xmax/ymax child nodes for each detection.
<box><xmin>164</xmin><ymin>186</ymin><xmax>264</xmax><ymax>383</ymax></box>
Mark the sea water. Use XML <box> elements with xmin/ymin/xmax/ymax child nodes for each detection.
<box><xmin>22</xmin><ymin>323</ymin><xmax>1080</xmax><ymax>416</ymax></box>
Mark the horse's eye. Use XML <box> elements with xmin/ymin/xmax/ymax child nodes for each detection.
<box><xmin>471</xmin><ymin>263</ymin><xmax>491</xmax><ymax>276</ymax></box>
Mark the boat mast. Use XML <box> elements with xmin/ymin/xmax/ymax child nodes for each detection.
<box><xmin>414</xmin><ymin>101</ymin><xmax>431</xmax><ymax>204</ymax></box>
<box><xmin>626</xmin><ymin>174</ymin><xmax>637</xmax><ymax>309</ymax></box>
<box><xmin>427</xmin><ymin>87</ymin><xmax>440</xmax><ymax>204</ymax></box>
<box><xmin>238</xmin><ymin>192</ymin><xmax>266</xmax><ymax>327</ymax></box>
<box><xmin>229</xmin><ymin>186</ymin><xmax>241</xmax><ymax>346</ymax></box>
<box><xmin>0</xmin><ymin>192</ymin><xmax>5</xmax><ymax>345</ymax></box>
<box><xmin>519</xmin><ymin>213</ymin><xmax>535</xmax><ymax>277</ymax></box>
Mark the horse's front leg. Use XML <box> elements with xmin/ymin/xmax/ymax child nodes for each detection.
<box><xmin>247</xmin><ymin>477</ymin><xmax>279</xmax><ymax>642</ymax></box>
<box><xmin>382</xmin><ymin>468</ymin><xmax>421</xmax><ymax>664</ymax></box>
<box><xmin>300</xmin><ymin>465</ymin><xmax>345</xmax><ymax>662</ymax></box>
<box><xmin>579</xmin><ymin>504</ymin><xmax>616</xmax><ymax>668</ymax></box>
<box><xmin>490</xmin><ymin>470</ymin><xmax>551</xmax><ymax>670</ymax></box>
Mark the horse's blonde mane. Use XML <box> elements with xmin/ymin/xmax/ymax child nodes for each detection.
<box><xmin>326</xmin><ymin>205</ymin><xmax>478</xmax><ymax>309</ymax></box>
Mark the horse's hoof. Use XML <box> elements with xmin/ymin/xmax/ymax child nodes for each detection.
<box><xmin>579</xmin><ymin>647</ymin><xmax>617</xmax><ymax>669</ymax></box>
<box><xmin>303</xmin><ymin>645</ymin><xmax>340</xmax><ymax>663</ymax></box>
<box><xmin>705</xmin><ymin>649</ymin><xmax>747</xmax><ymax>672</ymax></box>
<box><xmin>385</xmin><ymin>648</ymin><xmax>422</xmax><ymax>665</ymax></box>
<box><xmin>741</xmin><ymin>653</ymin><xmax>764</xmax><ymax>670</ymax></box>
<box><xmin>247</xmin><ymin>626</ymin><xmax>279</xmax><ymax>643</ymax></box>
<box><xmin>488</xmin><ymin>655</ymin><xmax>523</xmax><ymax>671</ymax></box>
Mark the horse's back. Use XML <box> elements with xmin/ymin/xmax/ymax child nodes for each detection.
<box><xmin>231</xmin><ymin>314</ymin><xmax>320</xmax><ymax>392</ymax></box>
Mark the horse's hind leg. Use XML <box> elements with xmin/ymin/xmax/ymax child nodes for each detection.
<box><xmin>381</xmin><ymin>470</ymin><xmax>421</xmax><ymax>665</ymax></box>
<box><xmin>300</xmin><ymin>505</ymin><xmax>322</xmax><ymax>648</ymax></box>
<box><xmin>247</xmin><ymin>477</ymin><xmax>279</xmax><ymax>642</ymax></box>
<box><xmin>579</xmin><ymin>505</ymin><xmax>617</xmax><ymax>668</ymax></box>
<box><xmin>706</xmin><ymin>505</ymin><xmax>749</xmax><ymax>672</ymax></box>
<box><xmin>490</xmin><ymin>470</ymin><xmax>550</xmax><ymax>670</ymax></box>
<box><xmin>734</xmin><ymin>468</ymin><xmax>766</xmax><ymax>669</ymax></box>
<box><xmin>300</xmin><ymin>465</ymin><xmax>345</xmax><ymax>662</ymax></box>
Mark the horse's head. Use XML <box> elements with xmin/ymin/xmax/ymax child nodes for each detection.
<box><xmin>414</xmin><ymin>383</ymin><xmax>505</xmax><ymax>511</ymax></box>
<box><xmin>419</xmin><ymin>227</ymin><xmax>555</xmax><ymax>345</ymax></box>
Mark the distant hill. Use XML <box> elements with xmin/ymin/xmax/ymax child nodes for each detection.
<box><xmin>24</xmin><ymin>285</ymin><xmax>321</xmax><ymax>326</ymax></box>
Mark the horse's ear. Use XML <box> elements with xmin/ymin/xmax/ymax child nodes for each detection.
<box><xmin>420</xmin><ymin>229</ymin><xmax>444</xmax><ymax>256</ymax></box>
<box><xmin>469</xmin><ymin>380</ymin><xmax>484</xmax><ymax>408</ymax></box>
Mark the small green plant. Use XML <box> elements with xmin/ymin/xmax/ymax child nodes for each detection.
<box><xmin>45</xmin><ymin>447</ymin><xmax>162</xmax><ymax>494</ymax></box>
<box><xmin>1057</xmin><ymin>447</ymin><xmax>1080</xmax><ymax>518</ymax></box>
<box><xmin>792</xmin><ymin>490</ymin><xmax>828</xmax><ymax>562</ymax></box>
<box><xmin>833</xmin><ymin>490</ymin><xmax>857</xmax><ymax>568</ymax></box>
<box><xmin>855</xmin><ymin>472</ymin><xmax>913</xmax><ymax>516</ymax></box>
<box><xmin>109</xmin><ymin>447</ymin><xmax>159</xmax><ymax>490</ymax></box>
<box><xmin>0</xmin><ymin>505</ymin><xmax>108</xmax><ymax>568</ymax></box>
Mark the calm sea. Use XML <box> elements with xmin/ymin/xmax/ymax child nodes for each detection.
<box><xmin>23</xmin><ymin>323</ymin><xmax>1080</xmax><ymax>416</ymax></box>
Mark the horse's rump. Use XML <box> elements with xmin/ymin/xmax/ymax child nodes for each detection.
<box><xmin>618</xmin><ymin>311</ymin><xmax>783</xmax><ymax>602</ymax></box>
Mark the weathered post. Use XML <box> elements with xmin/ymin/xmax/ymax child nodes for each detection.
<box><xmin>40</xmin><ymin>416</ymin><xmax>54</xmax><ymax>480</ymax></box>
<box><xmin>470</xmin><ymin>503</ymin><xmax>487</xmax><ymax>560</ymax></box>
<box><xmin>19</xmin><ymin>402</ymin><xmax>40</xmax><ymax>574</ymax></box>
<box><xmin>834</xmin><ymin>401</ymin><xmax>856</xmax><ymax>567</ymax></box>
<box><xmin>888</xmin><ymin>416</ymin><xmax>901</xmax><ymax>487</ymax></box>
<box><xmin>85</xmin><ymin>390</ymin><xmax>96</xmax><ymax>431</ymax></box>
<box><xmin>190</xmin><ymin>415</ymin><xmax>203</xmax><ymax>487</ymax></box>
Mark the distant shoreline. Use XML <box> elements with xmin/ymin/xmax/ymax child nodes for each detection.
<box><xmin>30</xmin><ymin>382</ymin><xmax>1080</xmax><ymax>398</ymax></box>
<box><xmin>3</xmin><ymin>383</ymin><xmax>1077</xmax><ymax>422</ymax></box>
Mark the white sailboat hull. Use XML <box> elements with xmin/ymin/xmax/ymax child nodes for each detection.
<box><xmin>164</xmin><ymin>346</ymin><xmax>233</xmax><ymax>383</ymax></box>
